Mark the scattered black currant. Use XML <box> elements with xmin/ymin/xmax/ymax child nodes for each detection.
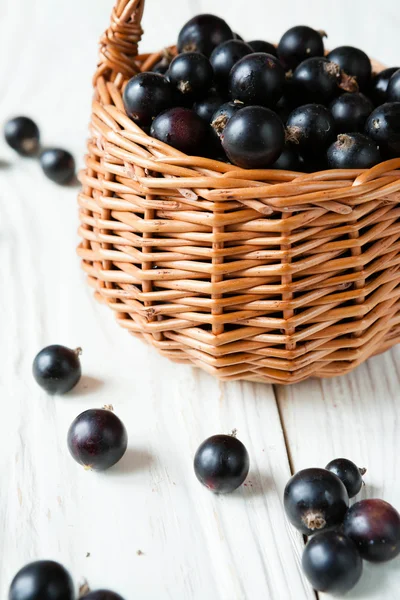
<box><xmin>230</xmin><ymin>53</ymin><xmax>285</xmax><ymax>108</ymax></box>
<box><xmin>284</xmin><ymin>467</ymin><xmax>349</xmax><ymax>535</ymax></box>
<box><xmin>302</xmin><ymin>531</ymin><xmax>363</xmax><ymax>595</ymax></box>
<box><xmin>4</xmin><ymin>116</ymin><xmax>40</xmax><ymax>156</ymax></box>
<box><xmin>270</xmin><ymin>145</ymin><xmax>305</xmax><ymax>171</ymax></box>
<box><xmin>286</xmin><ymin>104</ymin><xmax>336</xmax><ymax>155</ymax></box>
<box><xmin>123</xmin><ymin>72</ymin><xmax>174</xmax><ymax>126</ymax></box>
<box><xmin>327</xmin><ymin>133</ymin><xmax>381</xmax><ymax>169</ymax></box>
<box><xmin>222</xmin><ymin>105</ymin><xmax>285</xmax><ymax>168</ymax></box>
<box><xmin>177</xmin><ymin>14</ymin><xmax>233</xmax><ymax>57</ymax></box>
<box><xmin>67</xmin><ymin>408</ymin><xmax>128</xmax><ymax>471</ymax></box>
<box><xmin>193</xmin><ymin>90</ymin><xmax>225</xmax><ymax>122</ymax></box>
<box><xmin>369</xmin><ymin>67</ymin><xmax>400</xmax><ymax>105</ymax></box>
<box><xmin>292</xmin><ymin>57</ymin><xmax>358</xmax><ymax>105</ymax></box>
<box><xmin>9</xmin><ymin>560</ymin><xmax>74</xmax><ymax>600</ymax></box>
<box><xmin>194</xmin><ymin>433</ymin><xmax>250</xmax><ymax>493</ymax></box>
<box><xmin>344</xmin><ymin>499</ymin><xmax>400</xmax><ymax>562</ymax></box>
<box><xmin>327</xmin><ymin>46</ymin><xmax>372</xmax><ymax>90</ymax></box>
<box><xmin>168</xmin><ymin>52</ymin><xmax>214</xmax><ymax>101</ymax></box>
<box><xmin>248</xmin><ymin>40</ymin><xmax>277</xmax><ymax>57</ymax></box>
<box><xmin>150</xmin><ymin>107</ymin><xmax>208</xmax><ymax>154</ymax></box>
<box><xmin>210</xmin><ymin>40</ymin><xmax>253</xmax><ymax>90</ymax></box>
<box><xmin>82</xmin><ymin>592</ymin><xmax>125</xmax><ymax>600</ymax></box>
<box><xmin>325</xmin><ymin>458</ymin><xmax>366</xmax><ymax>498</ymax></box>
<box><xmin>330</xmin><ymin>92</ymin><xmax>374</xmax><ymax>133</ymax></box>
<box><xmin>210</xmin><ymin>100</ymin><xmax>244</xmax><ymax>145</ymax></box>
<box><xmin>277</xmin><ymin>25</ymin><xmax>326</xmax><ymax>70</ymax></box>
<box><xmin>388</xmin><ymin>69</ymin><xmax>400</xmax><ymax>102</ymax></box>
<box><xmin>33</xmin><ymin>345</ymin><xmax>82</xmax><ymax>394</ymax></box>
<box><xmin>365</xmin><ymin>102</ymin><xmax>400</xmax><ymax>158</ymax></box>
<box><xmin>40</xmin><ymin>149</ymin><xmax>76</xmax><ymax>185</ymax></box>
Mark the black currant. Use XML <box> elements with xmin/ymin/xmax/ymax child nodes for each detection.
<box><xmin>222</xmin><ymin>105</ymin><xmax>285</xmax><ymax>168</ymax></box>
<box><xmin>292</xmin><ymin>57</ymin><xmax>358</xmax><ymax>105</ymax></box>
<box><xmin>344</xmin><ymin>499</ymin><xmax>400</xmax><ymax>562</ymax></box>
<box><xmin>210</xmin><ymin>100</ymin><xmax>244</xmax><ymax>147</ymax></box>
<box><xmin>9</xmin><ymin>560</ymin><xmax>74</xmax><ymax>600</ymax></box>
<box><xmin>302</xmin><ymin>531</ymin><xmax>363</xmax><ymax>595</ymax></box>
<box><xmin>33</xmin><ymin>345</ymin><xmax>82</xmax><ymax>394</ymax></box>
<box><xmin>388</xmin><ymin>69</ymin><xmax>400</xmax><ymax>102</ymax></box>
<box><xmin>275</xmin><ymin>94</ymin><xmax>298</xmax><ymax>124</ymax></box>
<box><xmin>369</xmin><ymin>67</ymin><xmax>400</xmax><ymax>105</ymax></box>
<box><xmin>277</xmin><ymin>26</ymin><xmax>325</xmax><ymax>70</ymax></box>
<box><xmin>327</xmin><ymin>46</ymin><xmax>372</xmax><ymax>90</ymax></box>
<box><xmin>330</xmin><ymin>92</ymin><xmax>374</xmax><ymax>133</ymax></box>
<box><xmin>194</xmin><ymin>434</ymin><xmax>250</xmax><ymax>493</ymax></box>
<box><xmin>210</xmin><ymin>40</ymin><xmax>253</xmax><ymax>90</ymax></box>
<box><xmin>123</xmin><ymin>72</ymin><xmax>174</xmax><ymax>126</ymax></box>
<box><xmin>40</xmin><ymin>149</ymin><xmax>76</xmax><ymax>184</ymax></box>
<box><xmin>365</xmin><ymin>102</ymin><xmax>400</xmax><ymax>158</ymax></box>
<box><xmin>325</xmin><ymin>458</ymin><xmax>366</xmax><ymax>498</ymax></box>
<box><xmin>230</xmin><ymin>53</ymin><xmax>285</xmax><ymax>108</ymax></box>
<box><xmin>248</xmin><ymin>40</ymin><xmax>277</xmax><ymax>57</ymax></box>
<box><xmin>284</xmin><ymin>467</ymin><xmax>349</xmax><ymax>535</ymax></box>
<box><xmin>4</xmin><ymin>116</ymin><xmax>40</xmax><ymax>156</ymax></box>
<box><xmin>68</xmin><ymin>408</ymin><xmax>128</xmax><ymax>471</ymax></box>
<box><xmin>150</xmin><ymin>107</ymin><xmax>208</xmax><ymax>155</ymax></box>
<box><xmin>286</xmin><ymin>104</ymin><xmax>336</xmax><ymax>155</ymax></box>
<box><xmin>270</xmin><ymin>145</ymin><xmax>305</xmax><ymax>171</ymax></box>
<box><xmin>82</xmin><ymin>591</ymin><xmax>125</xmax><ymax>600</ymax></box>
<box><xmin>327</xmin><ymin>133</ymin><xmax>381</xmax><ymax>169</ymax></box>
<box><xmin>152</xmin><ymin>58</ymin><xmax>170</xmax><ymax>75</ymax></box>
<box><xmin>177</xmin><ymin>14</ymin><xmax>233</xmax><ymax>57</ymax></box>
<box><xmin>193</xmin><ymin>90</ymin><xmax>225</xmax><ymax>122</ymax></box>
<box><xmin>168</xmin><ymin>52</ymin><xmax>214</xmax><ymax>101</ymax></box>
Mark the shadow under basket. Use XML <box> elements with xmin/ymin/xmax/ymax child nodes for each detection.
<box><xmin>78</xmin><ymin>0</ymin><xmax>400</xmax><ymax>384</ymax></box>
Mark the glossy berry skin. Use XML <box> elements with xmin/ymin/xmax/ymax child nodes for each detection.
<box><xmin>9</xmin><ymin>560</ymin><xmax>74</xmax><ymax>600</ymax></box>
<box><xmin>327</xmin><ymin>46</ymin><xmax>372</xmax><ymax>90</ymax></box>
<box><xmin>177</xmin><ymin>14</ymin><xmax>233</xmax><ymax>57</ymax></box>
<box><xmin>388</xmin><ymin>69</ymin><xmax>400</xmax><ymax>102</ymax></box>
<box><xmin>230</xmin><ymin>53</ymin><xmax>285</xmax><ymax>108</ymax></box>
<box><xmin>193</xmin><ymin>90</ymin><xmax>225</xmax><ymax>122</ymax></box>
<box><xmin>210</xmin><ymin>40</ymin><xmax>253</xmax><ymax>90</ymax></box>
<box><xmin>33</xmin><ymin>345</ymin><xmax>81</xmax><ymax>395</ymax></box>
<box><xmin>40</xmin><ymin>149</ymin><xmax>75</xmax><ymax>184</ymax></box>
<box><xmin>302</xmin><ymin>531</ymin><xmax>363</xmax><ymax>595</ymax></box>
<box><xmin>365</xmin><ymin>102</ymin><xmax>400</xmax><ymax>158</ymax></box>
<box><xmin>277</xmin><ymin>26</ymin><xmax>325</xmax><ymax>70</ymax></box>
<box><xmin>210</xmin><ymin>101</ymin><xmax>243</xmax><ymax>145</ymax></box>
<box><xmin>325</xmin><ymin>458</ymin><xmax>366</xmax><ymax>498</ymax></box>
<box><xmin>344</xmin><ymin>499</ymin><xmax>400</xmax><ymax>562</ymax></box>
<box><xmin>327</xmin><ymin>133</ymin><xmax>381</xmax><ymax>169</ymax></box>
<box><xmin>68</xmin><ymin>408</ymin><xmax>128</xmax><ymax>471</ymax></box>
<box><xmin>286</xmin><ymin>104</ymin><xmax>336</xmax><ymax>155</ymax></box>
<box><xmin>194</xmin><ymin>434</ymin><xmax>250</xmax><ymax>493</ymax></box>
<box><xmin>168</xmin><ymin>53</ymin><xmax>213</xmax><ymax>101</ymax></box>
<box><xmin>292</xmin><ymin>57</ymin><xmax>352</xmax><ymax>105</ymax></box>
<box><xmin>152</xmin><ymin>58</ymin><xmax>170</xmax><ymax>75</ymax></box>
<box><xmin>284</xmin><ymin>468</ymin><xmax>349</xmax><ymax>535</ymax></box>
<box><xmin>271</xmin><ymin>146</ymin><xmax>305</xmax><ymax>171</ymax></box>
<box><xmin>82</xmin><ymin>592</ymin><xmax>125</xmax><ymax>600</ymax></box>
<box><xmin>151</xmin><ymin>107</ymin><xmax>208</xmax><ymax>155</ymax></box>
<box><xmin>222</xmin><ymin>106</ymin><xmax>285</xmax><ymax>169</ymax></box>
<box><xmin>123</xmin><ymin>72</ymin><xmax>174</xmax><ymax>126</ymax></box>
<box><xmin>330</xmin><ymin>93</ymin><xmax>374</xmax><ymax>133</ymax></box>
<box><xmin>249</xmin><ymin>40</ymin><xmax>277</xmax><ymax>57</ymax></box>
<box><xmin>4</xmin><ymin>116</ymin><xmax>40</xmax><ymax>156</ymax></box>
<box><xmin>369</xmin><ymin>67</ymin><xmax>400</xmax><ymax>105</ymax></box>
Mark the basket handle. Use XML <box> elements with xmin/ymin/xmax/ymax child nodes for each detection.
<box><xmin>94</xmin><ymin>0</ymin><xmax>146</xmax><ymax>84</ymax></box>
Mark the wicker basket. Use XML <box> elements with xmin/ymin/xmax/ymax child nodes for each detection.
<box><xmin>78</xmin><ymin>0</ymin><xmax>400</xmax><ymax>384</ymax></box>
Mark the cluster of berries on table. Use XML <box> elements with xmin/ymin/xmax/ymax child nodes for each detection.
<box><xmin>122</xmin><ymin>14</ymin><xmax>400</xmax><ymax>172</ymax></box>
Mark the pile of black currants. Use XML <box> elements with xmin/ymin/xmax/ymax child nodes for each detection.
<box><xmin>284</xmin><ymin>459</ymin><xmax>400</xmax><ymax>594</ymax></box>
<box><xmin>122</xmin><ymin>15</ymin><xmax>400</xmax><ymax>171</ymax></box>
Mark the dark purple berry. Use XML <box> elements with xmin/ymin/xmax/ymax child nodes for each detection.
<box><xmin>327</xmin><ymin>133</ymin><xmax>381</xmax><ymax>169</ymax></box>
<box><xmin>4</xmin><ymin>116</ymin><xmax>40</xmax><ymax>156</ymax></box>
<box><xmin>68</xmin><ymin>408</ymin><xmax>128</xmax><ymax>471</ymax></box>
<box><xmin>292</xmin><ymin>57</ymin><xmax>358</xmax><ymax>104</ymax></box>
<box><xmin>210</xmin><ymin>100</ymin><xmax>244</xmax><ymax>147</ymax></box>
<box><xmin>277</xmin><ymin>26</ymin><xmax>325</xmax><ymax>70</ymax></box>
<box><xmin>249</xmin><ymin>40</ymin><xmax>277</xmax><ymax>57</ymax></box>
<box><xmin>9</xmin><ymin>560</ymin><xmax>74</xmax><ymax>600</ymax></box>
<box><xmin>325</xmin><ymin>458</ymin><xmax>366</xmax><ymax>498</ymax></box>
<box><xmin>327</xmin><ymin>46</ymin><xmax>372</xmax><ymax>90</ymax></box>
<box><xmin>302</xmin><ymin>531</ymin><xmax>363</xmax><ymax>595</ymax></box>
<box><xmin>388</xmin><ymin>69</ymin><xmax>400</xmax><ymax>102</ymax></box>
<box><xmin>123</xmin><ymin>72</ymin><xmax>174</xmax><ymax>126</ymax></box>
<box><xmin>33</xmin><ymin>345</ymin><xmax>82</xmax><ymax>394</ymax></box>
<box><xmin>344</xmin><ymin>499</ymin><xmax>400</xmax><ymax>562</ymax></box>
<box><xmin>284</xmin><ymin>468</ymin><xmax>349</xmax><ymax>535</ymax></box>
<box><xmin>210</xmin><ymin>40</ymin><xmax>253</xmax><ymax>90</ymax></box>
<box><xmin>330</xmin><ymin>92</ymin><xmax>373</xmax><ymax>133</ymax></box>
<box><xmin>194</xmin><ymin>434</ymin><xmax>250</xmax><ymax>493</ymax></box>
<box><xmin>365</xmin><ymin>102</ymin><xmax>400</xmax><ymax>158</ymax></box>
<box><xmin>150</xmin><ymin>107</ymin><xmax>208</xmax><ymax>154</ymax></box>
<box><xmin>222</xmin><ymin>105</ymin><xmax>285</xmax><ymax>168</ymax></box>
<box><xmin>177</xmin><ymin>14</ymin><xmax>233</xmax><ymax>57</ymax></box>
<box><xmin>168</xmin><ymin>52</ymin><xmax>213</xmax><ymax>101</ymax></box>
<box><xmin>193</xmin><ymin>90</ymin><xmax>225</xmax><ymax>122</ymax></box>
<box><xmin>369</xmin><ymin>67</ymin><xmax>400</xmax><ymax>105</ymax></box>
<box><xmin>40</xmin><ymin>148</ymin><xmax>75</xmax><ymax>184</ymax></box>
<box><xmin>286</xmin><ymin>104</ymin><xmax>336</xmax><ymax>155</ymax></box>
<box><xmin>230</xmin><ymin>53</ymin><xmax>285</xmax><ymax>107</ymax></box>
<box><xmin>271</xmin><ymin>145</ymin><xmax>305</xmax><ymax>171</ymax></box>
<box><xmin>82</xmin><ymin>592</ymin><xmax>125</xmax><ymax>600</ymax></box>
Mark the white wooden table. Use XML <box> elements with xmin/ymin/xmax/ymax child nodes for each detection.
<box><xmin>1</xmin><ymin>0</ymin><xmax>399</xmax><ymax>598</ymax></box>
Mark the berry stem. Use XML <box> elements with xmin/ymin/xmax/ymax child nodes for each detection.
<box><xmin>302</xmin><ymin>510</ymin><xmax>327</xmax><ymax>531</ymax></box>
<box><xmin>74</xmin><ymin>347</ymin><xmax>83</xmax><ymax>357</ymax></box>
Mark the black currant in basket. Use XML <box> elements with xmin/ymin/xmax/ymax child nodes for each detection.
<box><xmin>168</xmin><ymin>52</ymin><xmax>214</xmax><ymax>101</ymax></box>
<box><xmin>284</xmin><ymin>468</ymin><xmax>349</xmax><ymax>535</ymax></box>
<box><xmin>193</xmin><ymin>90</ymin><xmax>225</xmax><ymax>122</ymax></box>
<box><xmin>194</xmin><ymin>434</ymin><xmax>250</xmax><ymax>493</ymax></box>
<box><xmin>222</xmin><ymin>105</ymin><xmax>285</xmax><ymax>169</ymax></box>
<box><xmin>177</xmin><ymin>14</ymin><xmax>233</xmax><ymax>57</ymax></box>
<box><xmin>249</xmin><ymin>40</ymin><xmax>277</xmax><ymax>57</ymax></box>
<box><xmin>277</xmin><ymin>25</ymin><xmax>326</xmax><ymax>70</ymax></box>
<box><xmin>325</xmin><ymin>458</ymin><xmax>366</xmax><ymax>498</ymax></box>
<box><xmin>327</xmin><ymin>46</ymin><xmax>372</xmax><ymax>90</ymax></box>
<box><xmin>369</xmin><ymin>67</ymin><xmax>400</xmax><ymax>105</ymax></box>
<box><xmin>330</xmin><ymin>92</ymin><xmax>374</xmax><ymax>133</ymax></box>
<box><xmin>327</xmin><ymin>133</ymin><xmax>381</xmax><ymax>169</ymax></box>
<box><xmin>365</xmin><ymin>102</ymin><xmax>400</xmax><ymax>158</ymax></box>
<box><xmin>82</xmin><ymin>592</ymin><xmax>125</xmax><ymax>600</ymax></box>
<box><xmin>9</xmin><ymin>560</ymin><xmax>74</xmax><ymax>600</ymax></box>
<box><xmin>286</xmin><ymin>104</ymin><xmax>336</xmax><ymax>155</ymax></box>
<box><xmin>344</xmin><ymin>499</ymin><xmax>400</xmax><ymax>562</ymax></box>
<box><xmin>151</xmin><ymin>107</ymin><xmax>208</xmax><ymax>154</ymax></box>
<box><xmin>152</xmin><ymin>58</ymin><xmax>170</xmax><ymax>75</ymax></box>
<box><xmin>302</xmin><ymin>531</ymin><xmax>363</xmax><ymax>595</ymax></box>
<box><xmin>292</xmin><ymin>57</ymin><xmax>358</xmax><ymax>105</ymax></box>
<box><xmin>230</xmin><ymin>53</ymin><xmax>285</xmax><ymax>108</ymax></box>
<box><xmin>210</xmin><ymin>39</ymin><xmax>253</xmax><ymax>90</ymax></box>
<box><xmin>33</xmin><ymin>345</ymin><xmax>82</xmax><ymax>394</ymax></box>
<box><xmin>270</xmin><ymin>145</ymin><xmax>305</xmax><ymax>171</ymax></box>
<box><xmin>210</xmin><ymin>101</ymin><xmax>244</xmax><ymax>145</ymax></box>
<box><xmin>68</xmin><ymin>408</ymin><xmax>128</xmax><ymax>471</ymax></box>
<box><xmin>40</xmin><ymin>148</ymin><xmax>76</xmax><ymax>184</ymax></box>
<box><xmin>4</xmin><ymin>116</ymin><xmax>40</xmax><ymax>156</ymax></box>
<box><xmin>388</xmin><ymin>69</ymin><xmax>400</xmax><ymax>102</ymax></box>
<box><xmin>123</xmin><ymin>72</ymin><xmax>174</xmax><ymax>126</ymax></box>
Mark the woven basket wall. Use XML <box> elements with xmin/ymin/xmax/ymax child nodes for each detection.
<box><xmin>78</xmin><ymin>0</ymin><xmax>400</xmax><ymax>384</ymax></box>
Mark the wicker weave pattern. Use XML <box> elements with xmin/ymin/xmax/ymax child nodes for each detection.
<box><xmin>78</xmin><ymin>0</ymin><xmax>400</xmax><ymax>383</ymax></box>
